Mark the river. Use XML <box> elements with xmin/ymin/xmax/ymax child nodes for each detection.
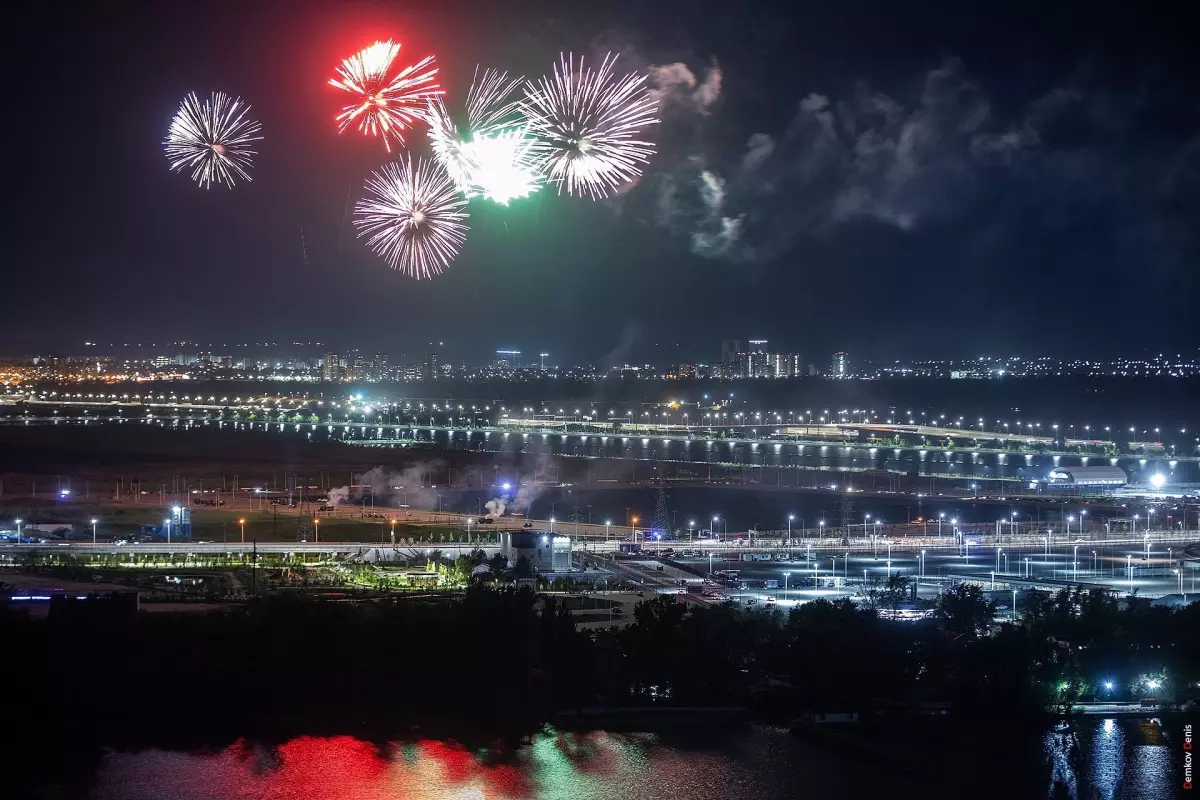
<box><xmin>27</xmin><ymin>717</ymin><xmax>1186</xmax><ymax>799</ymax></box>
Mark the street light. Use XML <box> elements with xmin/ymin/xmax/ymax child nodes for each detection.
<box><xmin>14</xmin><ymin>518</ymin><xmax>21</xmax><ymax>543</ymax></box>
<box><xmin>783</xmin><ymin>571</ymin><xmax>790</xmax><ymax>601</ymax></box>
<box><xmin>787</xmin><ymin>514</ymin><xmax>794</xmax><ymax>543</ymax></box>
<box><xmin>164</xmin><ymin>518</ymin><xmax>171</xmax><ymax>544</ymax></box>
<box><xmin>550</xmin><ymin>516</ymin><xmax>556</xmax><ymax>534</ymax></box>
<box><xmin>239</xmin><ymin>518</ymin><xmax>246</xmax><ymax>544</ymax></box>
<box><xmin>91</xmin><ymin>518</ymin><xmax>98</xmax><ymax>545</ymax></box>
<box><xmin>605</xmin><ymin>520</ymin><xmax>611</xmax><ymax>539</ymax></box>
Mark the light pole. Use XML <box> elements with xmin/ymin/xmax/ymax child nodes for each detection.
<box><xmin>865</xmin><ymin>513</ymin><xmax>871</xmax><ymax>543</ymax></box>
<box><xmin>1011</xmin><ymin>588</ymin><xmax>1017</xmax><ymax>622</ymax></box>
<box><xmin>1024</xmin><ymin>557</ymin><xmax>1030</xmax><ymax>578</ymax></box>
<box><xmin>313</xmin><ymin>517</ymin><xmax>319</xmax><ymax>544</ymax></box>
<box><xmin>390</xmin><ymin>519</ymin><xmax>396</xmax><ymax>546</ymax></box>
<box><xmin>467</xmin><ymin>517</ymin><xmax>473</xmax><ymax>542</ymax></box>
<box><xmin>164</xmin><ymin>518</ymin><xmax>171</xmax><ymax>544</ymax></box>
<box><xmin>14</xmin><ymin>519</ymin><xmax>21</xmax><ymax>543</ymax></box>
<box><xmin>783</xmin><ymin>571</ymin><xmax>790</xmax><ymax>601</ymax></box>
<box><xmin>938</xmin><ymin>512</ymin><xmax>944</xmax><ymax>538</ymax></box>
<box><xmin>239</xmin><ymin>518</ymin><xmax>246</xmax><ymax>544</ymax></box>
<box><xmin>1176</xmin><ymin>569</ymin><xmax>1183</xmax><ymax>597</ymax></box>
<box><xmin>550</xmin><ymin>516</ymin><xmax>556</xmax><ymax>534</ymax></box>
<box><xmin>1127</xmin><ymin>554</ymin><xmax>1133</xmax><ymax>590</ymax></box>
<box><xmin>605</xmin><ymin>520</ymin><xmax>612</xmax><ymax>540</ymax></box>
<box><xmin>1067</xmin><ymin>515</ymin><xmax>1074</xmax><ymax>539</ymax></box>
<box><xmin>1073</xmin><ymin>545</ymin><xmax>1078</xmax><ymax>583</ymax></box>
<box><xmin>996</xmin><ymin>546</ymin><xmax>1002</xmax><ymax>575</ymax></box>
<box><xmin>787</xmin><ymin>514</ymin><xmax>794</xmax><ymax>544</ymax></box>
<box><xmin>688</xmin><ymin>521</ymin><xmax>695</xmax><ymax>543</ymax></box>
<box><xmin>919</xmin><ymin>550</ymin><xmax>926</xmax><ymax>580</ymax></box>
<box><xmin>91</xmin><ymin>518</ymin><xmax>98</xmax><ymax>545</ymax></box>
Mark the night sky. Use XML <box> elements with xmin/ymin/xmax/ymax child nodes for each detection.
<box><xmin>8</xmin><ymin>0</ymin><xmax>1199</xmax><ymax>363</ymax></box>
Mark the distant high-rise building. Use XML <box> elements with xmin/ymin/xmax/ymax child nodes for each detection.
<box><xmin>539</xmin><ymin>352</ymin><xmax>549</xmax><ymax>370</ymax></box>
<box><xmin>322</xmin><ymin>352</ymin><xmax>340</xmax><ymax>381</ymax></box>
<box><xmin>745</xmin><ymin>341</ymin><xmax>769</xmax><ymax>378</ymax></box>
<box><xmin>423</xmin><ymin>351</ymin><xmax>440</xmax><ymax>382</ymax></box>
<box><xmin>831</xmin><ymin>352</ymin><xmax>850</xmax><ymax>377</ymax></box>
<box><xmin>720</xmin><ymin>340</ymin><xmax>741</xmax><ymax>369</ymax></box>
<box><xmin>678</xmin><ymin>362</ymin><xmax>698</xmax><ymax>379</ymax></box>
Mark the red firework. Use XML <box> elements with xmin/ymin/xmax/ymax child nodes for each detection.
<box><xmin>329</xmin><ymin>39</ymin><xmax>441</xmax><ymax>151</ymax></box>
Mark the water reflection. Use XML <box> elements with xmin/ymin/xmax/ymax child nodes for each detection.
<box><xmin>80</xmin><ymin>718</ymin><xmax>1181</xmax><ymax>800</ymax></box>
<box><xmin>1041</xmin><ymin>717</ymin><xmax>1174</xmax><ymax>800</ymax></box>
<box><xmin>88</xmin><ymin>726</ymin><xmax>888</xmax><ymax>800</ymax></box>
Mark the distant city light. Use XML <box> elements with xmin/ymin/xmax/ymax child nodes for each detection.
<box><xmin>1149</xmin><ymin>473</ymin><xmax>1167</xmax><ymax>489</ymax></box>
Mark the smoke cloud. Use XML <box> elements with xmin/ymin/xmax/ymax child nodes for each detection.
<box><xmin>325</xmin><ymin>462</ymin><xmax>447</xmax><ymax>510</ymax></box>
<box><xmin>642</xmin><ymin>56</ymin><xmax>1199</xmax><ymax>270</ymax></box>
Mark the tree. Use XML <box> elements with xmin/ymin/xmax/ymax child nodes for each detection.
<box><xmin>880</xmin><ymin>573</ymin><xmax>912</xmax><ymax>614</ymax></box>
<box><xmin>514</xmin><ymin>555</ymin><xmax>532</xmax><ymax>578</ymax></box>
<box><xmin>934</xmin><ymin>582</ymin><xmax>995</xmax><ymax>641</ymax></box>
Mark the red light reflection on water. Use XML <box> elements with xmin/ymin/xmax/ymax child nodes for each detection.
<box><xmin>91</xmin><ymin>734</ymin><xmax>566</xmax><ymax>799</ymax></box>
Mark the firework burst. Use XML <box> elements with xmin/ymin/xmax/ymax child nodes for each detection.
<box><xmin>164</xmin><ymin>91</ymin><xmax>262</xmax><ymax>189</ymax></box>
<box><xmin>426</xmin><ymin>68</ymin><xmax>540</xmax><ymax>204</ymax></box>
<box><xmin>522</xmin><ymin>53</ymin><xmax>658</xmax><ymax>198</ymax></box>
<box><xmin>354</xmin><ymin>156</ymin><xmax>469</xmax><ymax>278</ymax></box>
<box><xmin>329</xmin><ymin>39</ymin><xmax>441</xmax><ymax>151</ymax></box>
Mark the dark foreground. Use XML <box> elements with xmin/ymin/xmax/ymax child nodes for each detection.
<box><xmin>2</xmin><ymin>584</ymin><xmax>1198</xmax><ymax>797</ymax></box>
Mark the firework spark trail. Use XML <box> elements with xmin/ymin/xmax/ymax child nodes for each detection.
<box><xmin>426</xmin><ymin>68</ymin><xmax>539</xmax><ymax>204</ymax></box>
<box><xmin>465</xmin><ymin>67</ymin><xmax>524</xmax><ymax>136</ymax></box>
<box><xmin>521</xmin><ymin>53</ymin><xmax>659</xmax><ymax>198</ymax></box>
<box><xmin>329</xmin><ymin>40</ymin><xmax>441</xmax><ymax>151</ymax></box>
<box><xmin>353</xmin><ymin>156</ymin><xmax>469</xmax><ymax>278</ymax></box>
<box><xmin>164</xmin><ymin>91</ymin><xmax>262</xmax><ymax>189</ymax></box>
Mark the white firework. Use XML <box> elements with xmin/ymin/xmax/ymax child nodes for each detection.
<box><xmin>426</xmin><ymin>67</ymin><xmax>540</xmax><ymax>204</ymax></box>
<box><xmin>521</xmin><ymin>53</ymin><xmax>659</xmax><ymax>198</ymax></box>
<box><xmin>354</xmin><ymin>156</ymin><xmax>469</xmax><ymax>278</ymax></box>
<box><xmin>164</xmin><ymin>91</ymin><xmax>262</xmax><ymax>189</ymax></box>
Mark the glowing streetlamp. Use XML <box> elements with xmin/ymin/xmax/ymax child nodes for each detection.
<box><xmin>239</xmin><ymin>518</ymin><xmax>246</xmax><ymax>544</ymax></box>
<box><xmin>91</xmin><ymin>518</ymin><xmax>98</xmax><ymax>545</ymax></box>
<box><xmin>313</xmin><ymin>517</ymin><xmax>319</xmax><ymax>544</ymax></box>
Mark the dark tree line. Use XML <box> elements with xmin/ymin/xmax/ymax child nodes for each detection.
<box><xmin>3</xmin><ymin>582</ymin><xmax>1198</xmax><ymax>753</ymax></box>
